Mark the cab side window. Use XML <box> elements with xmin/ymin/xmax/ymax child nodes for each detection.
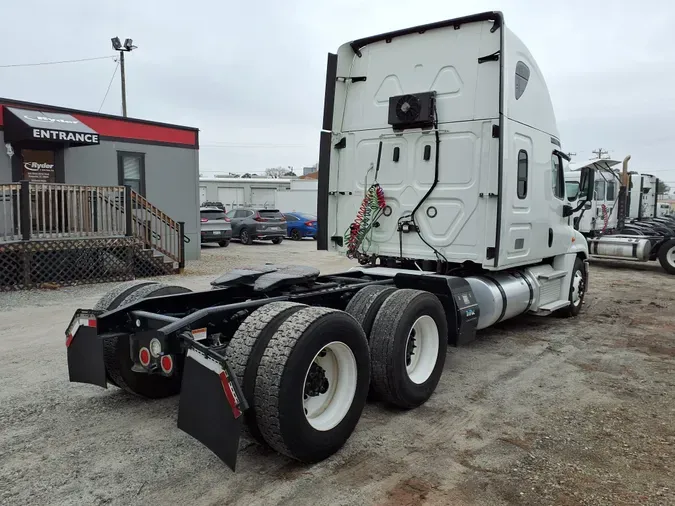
<box><xmin>551</xmin><ymin>153</ymin><xmax>565</xmax><ymax>200</ymax></box>
<box><xmin>517</xmin><ymin>150</ymin><xmax>528</xmax><ymax>199</ymax></box>
<box><xmin>594</xmin><ymin>180</ymin><xmax>606</xmax><ymax>201</ymax></box>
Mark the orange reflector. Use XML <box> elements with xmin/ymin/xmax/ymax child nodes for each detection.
<box><xmin>139</xmin><ymin>347</ymin><xmax>151</xmax><ymax>367</ymax></box>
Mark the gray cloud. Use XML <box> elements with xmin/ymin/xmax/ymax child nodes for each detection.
<box><xmin>1</xmin><ymin>0</ymin><xmax>673</xmax><ymax>182</ymax></box>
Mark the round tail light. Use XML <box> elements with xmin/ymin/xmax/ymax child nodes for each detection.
<box><xmin>160</xmin><ymin>355</ymin><xmax>174</xmax><ymax>374</ymax></box>
<box><xmin>139</xmin><ymin>347</ymin><xmax>151</xmax><ymax>367</ymax></box>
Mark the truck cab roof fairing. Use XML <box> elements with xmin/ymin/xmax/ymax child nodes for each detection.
<box><xmin>348</xmin><ymin>11</ymin><xmax>504</xmax><ymax>57</ymax></box>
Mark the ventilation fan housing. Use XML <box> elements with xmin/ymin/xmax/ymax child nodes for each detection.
<box><xmin>387</xmin><ymin>91</ymin><xmax>437</xmax><ymax>130</ymax></box>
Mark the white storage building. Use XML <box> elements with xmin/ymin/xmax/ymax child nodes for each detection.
<box><xmin>199</xmin><ymin>177</ymin><xmax>291</xmax><ymax>210</ymax></box>
<box><xmin>275</xmin><ymin>179</ymin><xmax>318</xmax><ymax>215</ymax></box>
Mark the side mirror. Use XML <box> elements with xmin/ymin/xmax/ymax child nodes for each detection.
<box><xmin>584</xmin><ymin>201</ymin><xmax>592</xmax><ymax>210</ymax></box>
<box><xmin>563</xmin><ymin>204</ymin><xmax>574</xmax><ymax>217</ymax></box>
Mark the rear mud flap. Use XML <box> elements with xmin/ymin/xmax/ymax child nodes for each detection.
<box><xmin>177</xmin><ymin>347</ymin><xmax>246</xmax><ymax>472</ymax></box>
<box><xmin>65</xmin><ymin>312</ymin><xmax>107</xmax><ymax>388</ymax></box>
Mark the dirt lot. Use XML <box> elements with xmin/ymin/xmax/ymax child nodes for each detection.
<box><xmin>1</xmin><ymin>240</ymin><xmax>674</xmax><ymax>506</ymax></box>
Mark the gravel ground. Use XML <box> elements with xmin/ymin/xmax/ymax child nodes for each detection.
<box><xmin>1</xmin><ymin>240</ymin><xmax>674</xmax><ymax>506</ymax></box>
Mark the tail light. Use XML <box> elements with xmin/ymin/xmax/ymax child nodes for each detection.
<box><xmin>305</xmin><ymin>221</ymin><xmax>316</xmax><ymax>227</ymax></box>
<box><xmin>224</xmin><ymin>217</ymin><xmax>231</xmax><ymax>222</ymax></box>
<box><xmin>200</xmin><ymin>218</ymin><xmax>208</xmax><ymax>223</ymax></box>
<box><xmin>139</xmin><ymin>347</ymin><xmax>151</xmax><ymax>367</ymax></box>
<box><xmin>160</xmin><ymin>355</ymin><xmax>174</xmax><ymax>374</ymax></box>
<box><xmin>253</xmin><ymin>212</ymin><xmax>265</xmax><ymax>222</ymax></box>
<box><xmin>280</xmin><ymin>214</ymin><xmax>286</xmax><ymax>222</ymax></box>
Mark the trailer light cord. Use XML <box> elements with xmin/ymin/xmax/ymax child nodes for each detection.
<box><xmin>344</xmin><ymin>142</ymin><xmax>386</xmax><ymax>260</ymax></box>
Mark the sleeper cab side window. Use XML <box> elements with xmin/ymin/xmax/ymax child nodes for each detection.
<box><xmin>551</xmin><ymin>153</ymin><xmax>565</xmax><ymax>200</ymax></box>
<box><xmin>517</xmin><ymin>150</ymin><xmax>528</xmax><ymax>199</ymax></box>
<box><xmin>515</xmin><ymin>61</ymin><xmax>530</xmax><ymax>100</ymax></box>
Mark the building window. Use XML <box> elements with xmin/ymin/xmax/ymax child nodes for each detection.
<box><xmin>517</xmin><ymin>150</ymin><xmax>528</xmax><ymax>199</ymax></box>
<box><xmin>551</xmin><ymin>153</ymin><xmax>565</xmax><ymax>200</ymax></box>
<box><xmin>118</xmin><ymin>151</ymin><xmax>145</xmax><ymax>195</ymax></box>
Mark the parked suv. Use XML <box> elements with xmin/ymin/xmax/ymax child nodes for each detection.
<box><xmin>225</xmin><ymin>207</ymin><xmax>286</xmax><ymax>245</ymax></box>
<box><xmin>200</xmin><ymin>206</ymin><xmax>232</xmax><ymax>247</ymax></box>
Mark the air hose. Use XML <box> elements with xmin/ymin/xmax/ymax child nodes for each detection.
<box><xmin>344</xmin><ymin>183</ymin><xmax>385</xmax><ymax>259</ymax></box>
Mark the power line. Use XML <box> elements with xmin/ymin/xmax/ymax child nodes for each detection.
<box><xmin>201</xmin><ymin>143</ymin><xmax>312</xmax><ymax>149</ymax></box>
<box><xmin>0</xmin><ymin>55</ymin><xmax>116</xmax><ymax>68</ymax></box>
<box><xmin>98</xmin><ymin>60</ymin><xmax>120</xmax><ymax>112</ymax></box>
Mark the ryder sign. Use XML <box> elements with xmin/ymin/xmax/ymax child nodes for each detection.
<box><xmin>32</xmin><ymin>128</ymin><xmax>99</xmax><ymax>144</ymax></box>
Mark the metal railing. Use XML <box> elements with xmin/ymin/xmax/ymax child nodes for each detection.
<box><xmin>0</xmin><ymin>184</ymin><xmax>21</xmax><ymax>243</ymax></box>
<box><xmin>0</xmin><ymin>181</ymin><xmax>185</xmax><ymax>269</ymax></box>
<box><xmin>129</xmin><ymin>189</ymin><xmax>184</xmax><ymax>267</ymax></box>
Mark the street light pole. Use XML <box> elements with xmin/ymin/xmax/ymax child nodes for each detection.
<box><xmin>110</xmin><ymin>37</ymin><xmax>137</xmax><ymax>117</ymax></box>
<box><xmin>119</xmin><ymin>50</ymin><xmax>127</xmax><ymax>117</ymax></box>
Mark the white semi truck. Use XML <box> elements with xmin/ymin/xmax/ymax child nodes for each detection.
<box><xmin>565</xmin><ymin>157</ymin><xmax>675</xmax><ymax>273</ymax></box>
<box><xmin>65</xmin><ymin>11</ymin><xmax>592</xmax><ymax>472</ymax></box>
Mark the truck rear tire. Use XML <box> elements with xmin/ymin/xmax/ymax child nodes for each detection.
<box><xmin>557</xmin><ymin>257</ymin><xmax>587</xmax><ymax>318</ymax></box>
<box><xmin>103</xmin><ymin>283</ymin><xmax>192</xmax><ymax>398</ymax></box>
<box><xmin>345</xmin><ymin>285</ymin><xmax>397</xmax><ymax>340</ymax></box>
<box><xmin>369</xmin><ymin>289</ymin><xmax>448</xmax><ymax>409</ymax></box>
<box><xmin>657</xmin><ymin>239</ymin><xmax>675</xmax><ymax>274</ymax></box>
<box><xmin>94</xmin><ymin>280</ymin><xmax>159</xmax><ymax>387</ymax></box>
<box><xmin>224</xmin><ymin>301</ymin><xmax>306</xmax><ymax>445</ymax></box>
<box><xmin>254</xmin><ymin>307</ymin><xmax>370</xmax><ymax>463</ymax></box>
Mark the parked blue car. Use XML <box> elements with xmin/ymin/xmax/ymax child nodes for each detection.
<box><xmin>283</xmin><ymin>212</ymin><xmax>317</xmax><ymax>240</ymax></box>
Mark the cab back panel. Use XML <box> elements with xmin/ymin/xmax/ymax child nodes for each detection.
<box><xmin>329</xmin><ymin>20</ymin><xmax>501</xmax><ymax>265</ymax></box>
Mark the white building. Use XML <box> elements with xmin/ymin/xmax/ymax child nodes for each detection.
<box><xmin>199</xmin><ymin>177</ymin><xmax>291</xmax><ymax>210</ymax></box>
<box><xmin>275</xmin><ymin>179</ymin><xmax>318</xmax><ymax>215</ymax></box>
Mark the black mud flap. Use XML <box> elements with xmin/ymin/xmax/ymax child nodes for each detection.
<box><xmin>65</xmin><ymin>310</ymin><xmax>107</xmax><ymax>388</ymax></box>
<box><xmin>177</xmin><ymin>346</ymin><xmax>247</xmax><ymax>472</ymax></box>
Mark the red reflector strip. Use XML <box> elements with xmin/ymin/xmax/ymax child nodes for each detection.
<box><xmin>219</xmin><ymin>371</ymin><xmax>242</xmax><ymax>419</ymax></box>
<box><xmin>65</xmin><ymin>317</ymin><xmax>97</xmax><ymax>347</ymax></box>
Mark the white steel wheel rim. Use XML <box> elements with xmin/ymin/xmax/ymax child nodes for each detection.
<box><xmin>667</xmin><ymin>246</ymin><xmax>675</xmax><ymax>268</ymax></box>
<box><xmin>572</xmin><ymin>269</ymin><xmax>584</xmax><ymax>307</ymax></box>
<box><xmin>405</xmin><ymin>315</ymin><xmax>439</xmax><ymax>384</ymax></box>
<box><xmin>303</xmin><ymin>341</ymin><xmax>357</xmax><ymax>432</ymax></box>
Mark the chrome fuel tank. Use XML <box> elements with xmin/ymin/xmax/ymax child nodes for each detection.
<box><xmin>588</xmin><ymin>236</ymin><xmax>652</xmax><ymax>261</ymax></box>
<box><xmin>465</xmin><ymin>272</ymin><xmax>533</xmax><ymax>330</ymax></box>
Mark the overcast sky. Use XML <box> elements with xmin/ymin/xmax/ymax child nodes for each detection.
<box><xmin>1</xmin><ymin>0</ymin><xmax>673</xmax><ymax>184</ymax></box>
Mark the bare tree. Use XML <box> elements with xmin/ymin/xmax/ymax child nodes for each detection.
<box><xmin>264</xmin><ymin>167</ymin><xmax>289</xmax><ymax>178</ymax></box>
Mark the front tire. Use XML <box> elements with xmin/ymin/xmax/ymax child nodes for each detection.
<box><xmin>557</xmin><ymin>256</ymin><xmax>587</xmax><ymax>318</ymax></box>
<box><xmin>369</xmin><ymin>289</ymin><xmax>448</xmax><ymax>409</ymax></box>
<box><xmin>254</xmin><ymin>307</ymin><xmax>370</xmax><ymax>463</ymax></box>
<box><xmin>240</xmin><ymin>228</ymin><xmax>252</xmax><ymax>245</ymax></box>
<box><xmin>657</xmin><ymin>239</ymin><xmax>675</xmax><ymax>274</ymax></box>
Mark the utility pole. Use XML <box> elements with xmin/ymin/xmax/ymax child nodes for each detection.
<box><xmin>110</xmin><ymin>37</ymin><xmax>138</xmax><ymax>117</ymax></box>
<box><xmin>592</xmin><ymin>148</ymin><xmax>609</xmax><ymax>159</ymax></box>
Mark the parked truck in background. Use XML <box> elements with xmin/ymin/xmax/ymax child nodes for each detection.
<box><xmin>65</xmin><ymin>11</ymin><xmax>593</xmax><ymax>472</ymax></box>
<box><xmin>565</xmin><ymin>157</ymin><xmax>675</xmax><ymax>273</ymax></box>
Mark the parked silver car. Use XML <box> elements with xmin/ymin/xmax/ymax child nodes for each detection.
<box><xmin>200</xmin><ymin>206</ymin><xmax>232</xmax><ymax>247</ymax></box>
<box><xmin>225</xmin><ymin>207</ymin><xmax>286</xmax><ymax>245</ymax></box>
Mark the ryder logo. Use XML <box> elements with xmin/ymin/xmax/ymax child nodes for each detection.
<box><xmin>24</xmin><ymin>161</ymin><xmax>55</xmax><ymax>172</ymax></box>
